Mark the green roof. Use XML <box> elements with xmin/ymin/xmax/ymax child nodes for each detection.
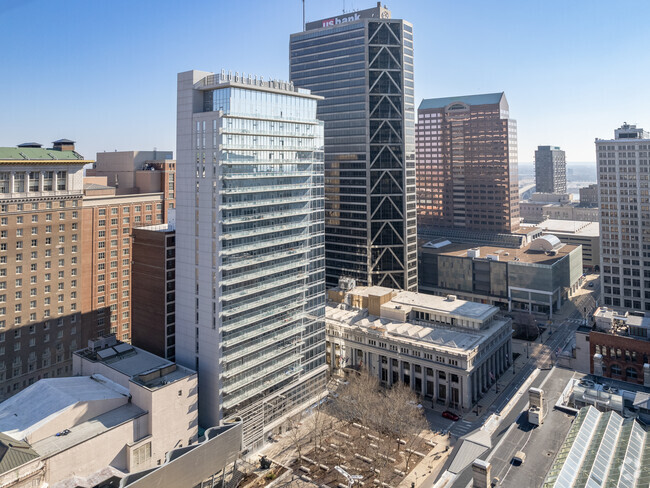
<box><xmin>419</xmin><ymin>92</ymin><xmax>504</xmax><ymax>110</ymax></box>
<box><xmin>0</xmin><ymin>147</ymin><xmax>89</xmax><ymax>162</ymax></box>
<box><xmin>0</xmin><ymin>432</ymin><xmax>39</xmax><ymax>474</ymax></box>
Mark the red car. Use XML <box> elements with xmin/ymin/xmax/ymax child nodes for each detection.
<box><xmin>442</xmin><ymin>411</ymin><xmax>460</xmax><ymax>421</ymax></box>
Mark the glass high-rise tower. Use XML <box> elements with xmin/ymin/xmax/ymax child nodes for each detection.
<box><xmin>290</xmin><ymin>4</ymin><xmax>417</xmax><ymax>291</ymax></box>
<box><xmin>176</xmin><ymin>70</ymin><xmax>327</xmax><ymax>450</ymax></box>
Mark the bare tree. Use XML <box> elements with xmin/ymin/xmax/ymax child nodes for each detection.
<box><xmin>285</xmin><ymin>414</ymin><xmax>306</xmax><ymax>463</ymax></box>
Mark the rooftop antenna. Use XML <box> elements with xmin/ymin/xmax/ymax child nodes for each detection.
<box><xmin>302</xmin><ymin>0</ymin><xmax>305</xmax><ymax>30</ymax></box>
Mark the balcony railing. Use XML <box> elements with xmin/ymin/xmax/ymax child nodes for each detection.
<box><xmin>221</xmin><ymin>273</ymin><xmax>307</xmax><ymax>301</ymax></box>
<box><xmin>220</xmin><ymin>286</ymin><xmax>305</xmax><ymax>316</ymax></box>
<box><xmin>224</xmin><ymin>327</ymin><xmax>302</xmax><ymax>362</ymax></box>
<box><xmin>221</xmin><ymin>245</ymin><xmax>312</xmax><ymax>271</ymax></box>
<box><xmin>222</xmin><ymin>207</ymin><xmax>312</xmax><ymax>226</ymax></box>
<box><xmin>223</xmin><ymin>344</ymin><xmax>301</xmax><ymax>380</ymax></box>
<box><xmin>221</xmin><ymin>258</ymin><xmax>308</xmax><ymax>286</ymax></box>
<box><xmin>220</xmin><ymin>232</ymin><xmax>310</xmax><ymax>255</ymax></box>
<box><xmin>222</xmin><ymin>301</ymin><xmax>304</xmax><ymax>332</ymax></box>
<box><xmin>223</xmin><ymin>353</ymin><xmax>302</xmax><ymax>395</ymax></box>
<box><xmin>223</xmin><ymin>314</ymin><xmax>304</xmax><ymax>349</ymax></box>
<box><xmin>221</xmin><ymin>220</ymin><xmax>310</xmax><ymax>240</ymax></box>
<box><xmin>221</xmin><ymin>365</ymin><xmax>303</xmax><ymax>410</ymax></box>
<box><xmin>221</xmin><ymin>194</ymin><xmax>313</xmax><ymax>210</ymax></box>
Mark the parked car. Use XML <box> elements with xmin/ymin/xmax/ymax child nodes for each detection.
<box><xmin>442</xmin><ymin>410</ymin><xmax>459</xmax><ymax>421</ymax></box>
<box><xmin>588</xmin><ymin>282</ymin><xmax>594</xmax><ymax>287</ymax></box>
<box><xmin>513</xmin><ymin>451</ymin><xmax>526</xmax><ymax>465</ymax></box>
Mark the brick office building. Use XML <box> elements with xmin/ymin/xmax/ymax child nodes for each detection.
<box><xmin>81</xmin><ymin>188</ymin><xmax>164</xmax><ymax>344</ymax></box>
<box><xmin>131</xmin><ymin>222</ymin><xmax>176</xmax><ymax>360</ymax></box>
<box><xmin>0</xmin><ymin>140</ymin><xmax>91</xmax><ymax>399</ymax></box>
<box><xmin>589</xmin><ymin>308</ymin><xmax>650</xmax><ymax>385</ymax></box>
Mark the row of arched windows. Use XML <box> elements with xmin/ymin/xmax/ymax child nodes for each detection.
<box><xmin>608</xmin><ymin>364</ymin><xmax>638</xmax><ymax>379</ymax></box>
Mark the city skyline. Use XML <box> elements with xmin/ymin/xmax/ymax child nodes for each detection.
<box><xmin>3</xmin><ymin>0</ymin><xmax>649</xmax><ymax>163</ymax></box>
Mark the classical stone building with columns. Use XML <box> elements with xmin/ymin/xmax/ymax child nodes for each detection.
<box><xmin>326</xmin><ymin>283</ymin><xmax>512</xmax><ymax>411</ymax></box>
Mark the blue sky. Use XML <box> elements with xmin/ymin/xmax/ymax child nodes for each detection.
<box><xmin>2</xmin><ymin>0</ymin><xmax>649</xmax><ymax>163</ymax></box>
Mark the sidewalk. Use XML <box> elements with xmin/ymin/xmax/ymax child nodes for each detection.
<box><xmin>421</xmin><ymin>339</ymin><xmax>547</xmax><ymax>424</ymax></box>
<box><xmin>463</xmin><ymin>342</ymin><xmax>537</xmax><ymax>422</ymax></box>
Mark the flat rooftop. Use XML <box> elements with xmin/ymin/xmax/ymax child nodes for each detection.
<box><xmin>0</xmin><ymin>375</ymin><xmax>129</xmax><ymax>442</ymax></box>
<box><xmin>32</xmin><ymin>403</ymin><xmax>145</xmax><ymax>459</ymax></box>
<box><xmin>530</xmin><ymin>219</ymin><xmax>599</xmax><ymax>237</ymax></box>
<box><xmin>75</xmin><ymin>341</ymin><xmax>194</xmax><ymax>390</ymax></box>
<box><xmin>389</xmin><ymin>291</ymin><xmax>497</xmax><ymax>321</ymax></box>
<box><xmin>421</xmin><ymin>240</ymin><xmax>578</xmax><ymax>265</ymax></box>
<box><xmin>327</xmin><ymin>291</ymin><xmax>507</xmax><ymax>355</ymax></box>
<box><xmin>326</xmin><ymin>306</ymin><xmax>504</xmax><ymax>354</ymax></box>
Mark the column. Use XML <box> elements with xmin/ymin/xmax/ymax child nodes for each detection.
<box><xmin>549</xmin><ymin>294</ymin><xmax>554</xmax><ymax>318</ymax></box>
<box><xmin>444</xmin><ymin>373</ymin><xmax>450</xmax><ymax>407</ymax></box>
<box><xmin>497</xmin><ymin>346</ymin><xmax>505</xmax><ymax>376</ymax></box>
<box><xmin>434</xmin><ymin>369</ymin><xmax>439</xmax><ymax>403</ymax></box>
<box><xmin>420</xmin><ymin>363</ymin><xmax>426</xmax><ymax>397</ymax></box>
<box><xmin>410</xmin><ymin>362</ymin><xmax>415</xmax><ymax>390</ymax></box>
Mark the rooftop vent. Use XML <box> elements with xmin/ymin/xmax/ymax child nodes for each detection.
<box><xmin>446</xmin><ymin>295</ymin><xmax>457</xmax><ymax>301</ymax></box>
<box><xmin>17</xmin><ymin>142</ymin><xmax>42</xmax><ymax>148</ymax></box>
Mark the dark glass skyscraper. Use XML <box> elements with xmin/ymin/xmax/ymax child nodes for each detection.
<box><xmin>290</xmin><ymin>4</ymin><xmax>417</xmax><ymax>291</ymax></box>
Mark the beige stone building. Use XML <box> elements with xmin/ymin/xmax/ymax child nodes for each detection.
<box><xmin>0</xmin><ymin>140</ymin><xmax>91</xmax><ymax>400</ymax></box>
<box><xmin>0</xmin><ymin>336</ymin><xmax>197</xmax><ymax>487</ymax></box>
<box><xmin>326</xmin><ymin>283</ymin><xmax>512</xmax><ymax>411</ymax></box>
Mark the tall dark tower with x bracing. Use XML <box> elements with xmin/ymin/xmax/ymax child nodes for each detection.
<box><xmin>290</xmin><ymin>3</ymin><xmax>417</xmax><ymax>291</ymax></box>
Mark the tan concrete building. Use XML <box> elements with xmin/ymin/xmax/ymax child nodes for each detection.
<box><xmin>419</xmin><ymin>236</ymin><xmax>584</xmax><ymax>317</ymax></box>
<box><xmin>88</xmin><ymin>150</ymin><xmax>175</xmax><ymax>221</ymax></box>
<box><xmin>89</xmin><ymin>151</ymin><xmax>175</xmax><ymax>214</ymax></box>
<box><xmin>0</xmin><ymin>140</ymin><xmax>91</xmax><ymax>400</ymax></box>
<box><xmin>0</xmin><ymin>336</ymin><xmax>197</xmax><ymax>487</ymax></box>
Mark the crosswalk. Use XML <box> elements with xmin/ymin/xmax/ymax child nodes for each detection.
<box><xmin>565</xmin><ymin>318</ymin><xmax>585</xmax><ymax>325</ymax></box>
<box><xmin>452</xmin><ymin>419</ymin><xmax>475</xmax><ymax>437</ymax></box>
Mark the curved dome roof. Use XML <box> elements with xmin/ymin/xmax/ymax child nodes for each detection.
<box><xmin>530</xmin><ymin>235</ymin><xmax>562</xmax><ymax>252</ymax></box>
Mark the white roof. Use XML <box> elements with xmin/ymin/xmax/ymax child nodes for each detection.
<box><xmin>390</xmin><ymin>291</ymin><xmax>497</xmax><ymax>321</ymax></box>
<box><xmin>0</xmin><ymin>375</ymin><xmax>129</xmax><ymax>441</ymax></box>
<box><xmin>536</xmin><ymin>219</ymin><xmax>600</xmax><ymax>237</ymax></box>
<box><xmin>326</xmin><ymin>307</ymin><xmax>503</xmax><ymax>354</ymax></box>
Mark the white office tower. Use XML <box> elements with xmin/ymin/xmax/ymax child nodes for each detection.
<box><xmin>597</xmin><ymin>123</ymin><xmax>650</xmax><ymax>311</ymax></box>
<box><xmin>176</xmin><ymin>70</ymin><xmax>327</xmax><ymax>450</ymax></box>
